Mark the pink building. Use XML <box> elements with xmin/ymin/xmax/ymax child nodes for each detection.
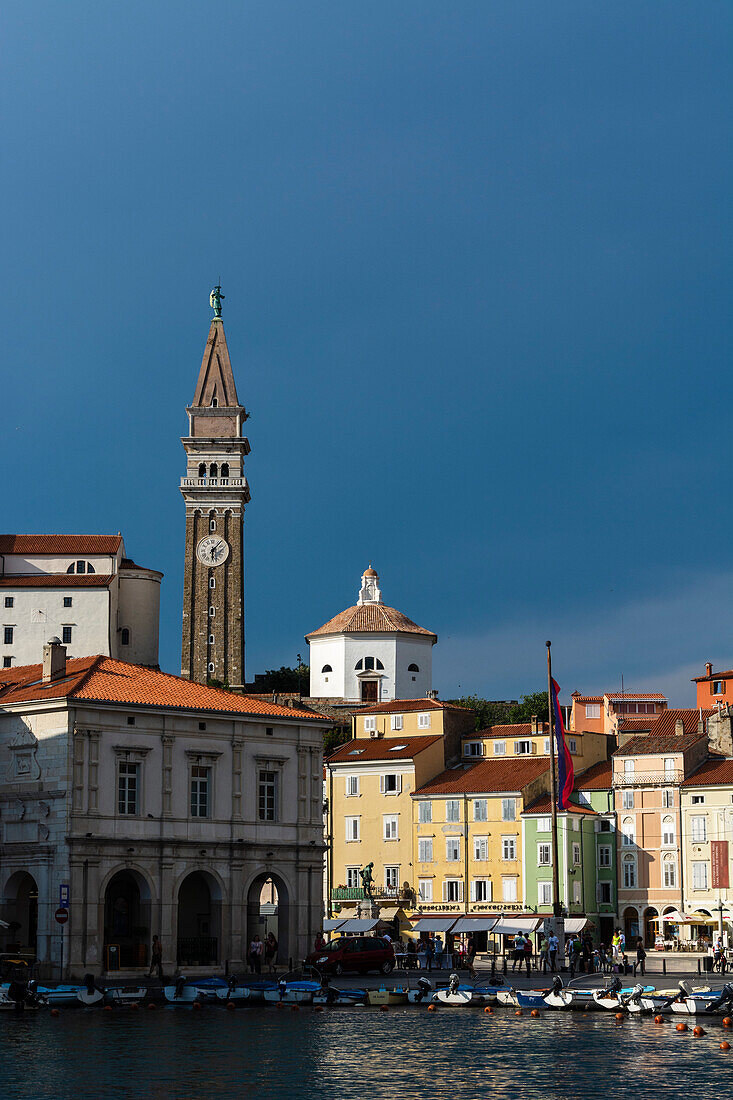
<box><xmin>570</xmin><ymin>692</ymin><xmax>668</xmax><ymax>746</ymax></box>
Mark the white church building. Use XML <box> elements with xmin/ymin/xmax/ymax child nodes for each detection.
<box><xmin>306</xmin><ymin>567</ymin><xmax>436</xmax><ymax>703</ymax></box>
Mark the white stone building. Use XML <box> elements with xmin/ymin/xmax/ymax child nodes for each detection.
<box><xmin>0</xmin><ymin>535</ymin><xmax>162</xmax><ymax>670</ymax></box>
<box><xmin>0</xmin><ymin>642</ymin><xmax>328</xmax><ymax>979</ymax></box>
<box><xmin>306</xmin><ymin>567</ymin><xmax>436</xmax><ymax>703</ymax></box>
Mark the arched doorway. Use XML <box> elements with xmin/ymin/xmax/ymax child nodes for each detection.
<box><xmin>177</xmin><ymin>871</ymin><xmax>221</xmax><ymax>967</ymax></box>
<box><xmin>623</xmin><ymin>906</ymin><xmax>639</xmax><ymax>943</ymax></box>
<box><xmin>246</xmin><ymin>872</ymin><xmax>290</xmax><ymax>970</ymax></box>
<box><xmin>643</xmin><ymin>907</ymin><xmax>659</xmax><ymax>948</ymax></box>
<box><xmin>103</xmin><ymin>870</ymin><xmax>152</xmax><ymax>970</ymax></box>
<box><xmin>1</xmin><ymin>872</ymin><xmax>38</xmax><ymax>956</ymax></box>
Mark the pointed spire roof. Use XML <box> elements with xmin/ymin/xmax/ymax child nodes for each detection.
<box><xmin>191</xmin><ymin>319</ymin><xmax>241</xmax><ymax>409</ymax></box>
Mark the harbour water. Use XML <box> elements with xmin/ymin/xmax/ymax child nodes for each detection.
<box><xmin>0</xmin><ymin>1007</ymin><xmax>730</xmax><ymax>1099</ymax></box>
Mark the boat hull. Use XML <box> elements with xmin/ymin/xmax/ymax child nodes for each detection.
<box><xmin>367</xmin><ymin>990</ymin><xmax>408</xmax><ymax>1006</ymax></box>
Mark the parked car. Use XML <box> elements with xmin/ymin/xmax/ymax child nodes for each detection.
<box><xmin>306</xmin><ymin>936</ymin><xmax>395</xmax><ymax>976</ymax></box>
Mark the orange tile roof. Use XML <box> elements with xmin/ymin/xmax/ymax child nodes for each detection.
<box><xmin>646</xmin><ymin>708</ymin><xmax>713</xmax><ymax>738</ymax></box>
<box><xmin>359</xmin><ymin>698</ymin><xmax>472</xmax><ymax>715</ymax></box>
<box><xmin>327</xmin><ymin>735</ymin><xmax>442</xmax><ymax>763</ymax></box>
<box><xmin>605</xmin><ymin>692</ymin><xmax>667</xmax><ymax>702</ymax></box>
<box><xmin>414</xmin><ymin>757</ymin><xmax>549</xmax><ymax>796</ymax></box>
<box><xmin>682</xmin><ymin>758</ymin><xmax>733</xmax><ymax>786</ymax></box>
<box><xmin>613</xmin><ymin>710</ymin><xmax>713</xmax><ymax>756</ymax></box>
<box><xmin>307</xmin><ymin>603</ymin><xmax>436</xmax><ymax>640</ymax></box>
<box><xmin>0</xmin><ymin>535</ymin><xmax>122</xmax><ymax>554</ymax></box>
<box><xmin>474</xmin><ymin>723</ymin><xmax>537</xmax><ymax>739</ymax></box>
<box><xmin>0</xmin><ymin>656</ymin><xmax>331</xmax><ymax>721</ymax></box>
<box><xmin>522</xmin><ymin>794</ymin><xmax>597</xmax><ymax>816</ymax></box>
<box><xmin>692</xmin><ymin>669</ymin><xmax>733</xmax><ymax>683</ymax></box>
<box><xmin>575</xmin><ymin>760</ymin><xmax>613</xmax><ymax>789</ymax></box>
<box><xmin>0</xmin><ymin>575</ymin><xmax>115</xmax><ymax>588</ymax></box>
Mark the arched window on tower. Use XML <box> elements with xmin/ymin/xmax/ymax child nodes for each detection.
<box><xmin>221</xmin><ymin>462</ymin><xmax>229</xmax><ymax>479</ymax></box>
<box><xmin>321</xmin><ymin>664</ymin><xmax>332</xmax><ymax>673</ymax></box>
<box><xmin>198</xmin><ymin>463</ymin><xmax>207</xmax><ymax>478</ymax></box>
<box><xmin>210</xmin><ymin>396</ymin><xmax>218</xmax><ymax>407</ymax></box>
<box><xmin>408</xmin><ymin>663</ymin><xmax>420</xmax><ymax>672</ymax></box>
<box><xmin>120</xmin><ymin>628</ymin><xmax>130</xmax><ymax>646</ymax></box>
<box><xmin>210</xmin><ymin>463</ymin><xmax>218</xmax><ymax>479</ymax></box>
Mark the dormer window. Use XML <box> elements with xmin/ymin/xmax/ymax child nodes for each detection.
<box><xmin>66</xmin><ymin>561</ymin><xmax>95</xmax><ymax>574</ymax></box>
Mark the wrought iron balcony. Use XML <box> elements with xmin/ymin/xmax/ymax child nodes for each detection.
<box><xmin>331</xmin><ymin>886</ymin><xmax>414</xmax><ymax>903</ymax></box>
<box><xmin>615</xmin><ymin>770</ymin><xmax>683</xmax><ymax>787</ymax></box>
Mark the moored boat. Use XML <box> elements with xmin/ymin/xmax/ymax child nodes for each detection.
<box><xmin>102</xmin><ymin>986</ymin><xmax>147</xmax><ymax>1005</ymax></box>
<box><xmin>366</xmin><ymin>986</ymin><xmax>409</xmax><ymax>1006</ymax></box>
<box><xmin>263</xmin><ymin>980</ymin><xmax>321</xmax><ymax>1004</ymax></box>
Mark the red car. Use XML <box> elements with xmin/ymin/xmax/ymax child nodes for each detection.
<box><xmin>306</xmin><ymin>936</ymin><xmax>395</xmax><ymax>976</ymax></box>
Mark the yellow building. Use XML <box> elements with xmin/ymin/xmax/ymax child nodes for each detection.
<box><xmin>461</xmin><ymin>719</ymin><xmax>607</xmax><ymax>773</ymax></box>
<box><xmin>680</xmin><ymin>757</ymin><xmax>733</xmax><ymax>944</ymax></box>
<box><xmin>325</xmin><ymin>699</ymin><xmax>475</xmax><ymax>924</ymax></box>
<box><xmin>411</xmin><ymin>757</ymin><xmax>551</xmax><ymax>917</ymax></box>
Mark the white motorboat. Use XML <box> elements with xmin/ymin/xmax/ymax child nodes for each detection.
<box><xmin>263</xmin><ymin>980</ymin><xmax>321</xmax><ymax>1004</ymax></box>
<box><xmin>496</xmin><ymin>989</ymin><xmax>519</xmax><ymax>1007</ymax></box>
<box><xmin>163</xmin><ymin>977</ymin><xmax>228</xmax><ymax>1004</ymax></box>
<box><xmin>103</xmin><ymin>986</ymin><xmax>147</xmax><ymax>1005</ymax></box>
<box><xmin>670</xmin><ymin>982</ymin><xmax>733</xmax><ymax>1016</ymax></box>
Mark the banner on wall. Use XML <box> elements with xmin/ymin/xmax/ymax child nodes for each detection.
<box><xmin>712</xmin><ymin>840</ymin><xmax>729</xmax><ymax>889</ymax></box>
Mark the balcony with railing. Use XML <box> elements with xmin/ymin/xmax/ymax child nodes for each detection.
<box><xmin>614</xmin><ymin>770</ymin><xmax>683</xmax><ymax>787</ymax></box>
<box><xmin>180</xmin><ymin>476</ymin><xmax>247</xmax><ymax>489</ymax></box>
<box><xmin>331</xmin><ymin>885</ymin><xmax>414</xmax><ymax>904</ymax></box>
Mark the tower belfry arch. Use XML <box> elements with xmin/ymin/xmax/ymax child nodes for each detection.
<box><xmin>180</xmin><ymin>289</ymin><xmax>251</xmax><ymax>689</ymax></box>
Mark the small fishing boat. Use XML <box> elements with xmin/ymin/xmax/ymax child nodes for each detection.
<box><xmin>163</xmin><ymin>976</ymin><xmax>229</xmax><ymax>1004</ymax></box>
<box><xmin>624</xmin><ymin>986</ymin><xmax>677</xmax><ymax>1015</ymax></box>
<box><xmin>366</xmin><ymin>986</ymin><xmax>409</xmax><ymax>1006</ymax></box>
<box><xmin>496</xmin><ymin>989</ymin><xmax>519</xmax><ymax>1007</ymax></box>
<box><xmin>36</xmin><ymin>985</ymin><xmax>85</xmax><ymax>1007</ymax></box>
<box><xmin>434</xmin><ymin>973</ymin><xmax>474</xmax><ymax>1006</ymax></box>
<box><xmin>263</xmin><ymin>979</ymin><xmax>321</xmax><ymax>1004</ymax></box>
<box><xmin>103</xmin><ymin>986</ymin><xmax>147</xmax><ymax>1006</ymax></box>
<box><xmin>312</xmin><ymin>987</ymin><xmax>368</xmax><ymax>1006</ymax></box>
<box><xmin>407</xmin><ymin>977</ymin><xmax>435</xmax><ymax>1004</ymax></box>
<box><xmin>215</xmin><ymin>979</ymin><xmax>276</xmax><ymax>1002</ymax></box>
<box><xmin>542</xmin><ymin>977</ymin><xmax>573</xmax><ymax>1009</ymax></box>
<box><xmin>670</xmin><ymin>982</ymin><xmax>733</xmax><ymax>1016</ymax></box>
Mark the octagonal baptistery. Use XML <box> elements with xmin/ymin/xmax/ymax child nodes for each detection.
<box><xmin>306</xmin><ymin>567</ymin><xmax>437</xmax><ymax>703</ymax></box>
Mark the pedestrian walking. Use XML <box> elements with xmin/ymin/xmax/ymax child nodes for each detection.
<box><xmin>548</xmin><ymin>932</ymin><xmax>559</xmax><ymax>972</ymax></box>
<box><xmin>148</xmin><ymin>935</ymin><xmax>163</xmax><ymax>981</ymax></box>
<box><xmin>512</xmin><ymin>933</ymin><xmax>525</xmax><ymax>972</ymax></box>
<box><xmin>636</xmin><ymin>938</ymin><xmax>646</xmax><ymax>976</ymax></box>
<box><xmin>425</xmin><ymin>936</ymin><xmax>435</xmax><ymax>972</ymax></box>
<box><xmin>523</xmin><ymin>935</ymin><xmax>533</xmax><ymax>976</ymax></box>
<box><xmin>265</xmin><ymin>931</ymin><xmax>278</xmax><ymax>973</ymax></box>
<box><xmin>539</xmin><ymin>934</ymin><xmax>549</xmax><ymax>974</ymax></box>
<box><xmin>248</xmin><ymin>934</ymin><xmax>263</xmax><ymax>974</ymax></box>
<box><xmin>467</xmin><ymin>935</ymin><xmax>477</xmax><ymax>977</ymax></box>
<box><xmin>434</xmin><ymin>935</ymin><xmax>444</xmax><ymax>970</ymax></box>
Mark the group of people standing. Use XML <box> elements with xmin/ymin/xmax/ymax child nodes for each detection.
<box><xmin>247</xmin><ymin>931</ymin><xmax>278</xmax><ymax>974</ymax></box>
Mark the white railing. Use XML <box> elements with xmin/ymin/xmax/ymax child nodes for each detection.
<box><xmin>180</xmin><ymin>477</ymin><xmax>244</xmax><ymax>488</ymax></box>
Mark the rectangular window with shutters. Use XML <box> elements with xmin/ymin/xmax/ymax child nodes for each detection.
<box><xmin>586</xmin><ymin>703</ymin><xmax>600</xmax><ymax>719</ymax></box>
<box><xmin>418</xmin><ymin>879</ymin><xmax>433</xmax><ymax>901</ymax></box>
<box><xmin>598</xmin><ymin>881</ymin><xmax>612</xmax><ymax>904</ymax></box>
<box><xmin>623</xmin><ymin>858</ymin><xmax>637</xmax><ymax>888</ymax></box>
<box><xmin>514</xmin><ymin>740</ymin><xmax>532</xmax><ymax>754</ymax></box>
<box><xmin>493</xmin><ymin>741</ymin><xmax>506</xmax><ymax>756</ymax></box>
<box><xmin>691</xmin><ymin>816</ymin><xmax>707</xmax><ymax>842</ymax></box>
<box><xmin>346</xmin><ymin>776</ymin><xmax>359</xmax><ymax>797</ymax></box>
<box><xmin>464</xmin><ymin>741</ymin><xmax>483</xmax><ymax>757</ymax></box>
<box><xmin>691</xmin><ymin>795</ymin><xmax>705</xmax><ymax>805</ymax></box>
<box><xmin>502</xmin><ymin>836</ymin><xmax>516</xmax><ymax>861</ymax></box>
<box><xmin>502</xmin><ymin>799</ymin><xmax>516</xmax><ymax>821</ymax></box>
<box><xmin>345</xmin><ymin>816</ymin><xmax>360</xmax><ymax>842</ymax></box>
<box><xmin>598</xmin><ymin>846</ymin><xmax>611</xmax><ymax>867</ymax></box>
<box><xmin>118</xmin><ymin>761</ymin><xmax>139</xmax><ymax>816</ymax></box>
<box><xmin>662</xmin><ymin>789</ymin><xmax>674</xmax><ymax>808</ymax></box>
<box><xmin>664</xmin><ymin>757</ymin><xmax>675</xmax><ymax>778</ymax></box>
<box><xmin>191</xmin><ymin>766</ymin><xmax>210</xmax><ymax>818</ymax></box>
<box><xmin>622</xmin><ymin>790</ymin><xmax>635</xmax><ymax>809</ymax></box>
<box><xmin>446</xmin><ymin>837</ymin><xmax>460</xmax><ymax>862</ymax></box>
<box><xmin>445</xmin><ymin>800</ymin><xmax>460</xmax><ymax>823</ymax></box>
<box><xmin>573</xmin><ymin>880</ymin><xmax>581</xmax><ymax>904</ymax></box>
<box><xmin>473</xmin><ymin>799</ymin><xmax>488</xmax><ymax>821</ymax></box>
<box><xmin>418</xmin><ymin>801</ymin><xmax>432</xmax><ymax>823</ymax></box>
<box><xmin>692</xmin><ymin>861</ymin><xmax>708</xmax><ymax>889</ymax></box>
<box><xmin>471</xmin><ymin>879</ymin><xmax>491</xmax><ymax>902</ymax></box>
<box><xmin>364</xmin><ymin>717</ymin><xmax>376</xmax><ymax>732</ymax></box>
<box><xmin>568</xmin><ymin>738</ymin><xmax>577</xmax><ymax>754</ymax></box>
<box><xmin>385</xmin><ymin>866</ymin><xmax>399</xmax><ymax>890</ymax></box>
<box><xmin>258</xmin><ymin>770</ymin><xmax>277</xmax><ymax>821</ymax></box>
<box><xmin>663</xmin><ymin>861</ymin><xmax>677</xmax><ymax>888</ymax></box>
<box><xmin>417</xmin><ymin>713</ymin><xmax>431</xmax><ymax>729</ymax></box>
<box><xmin>380</xmin><ymin>774</ymin><xmax>401</xmax><ymax>795</ymax></box>
<box><xmin>538</xmin><ymin>843</ymin><xmax>551</xmax><ymax>866</ymax></box>
<box><xmin>502</xmin><ymin>877</ymin><xmax>517</xmax><ymax>902</ymax></box>
<box><xmin>538</xmin><ymin>882</ymin><xmax>553</xmax><ymax>905</ymax></box>
<box><xmin>346</xmin><ymin>866</ymin><xmax>360</xmax><ymax>889</ymax></box>
<box><xmin>662</xmin><ymin>819</ymin><xmax>675</xmax><ymax>846</ymax></box>
<box><xmin>624</xmin><ymin>760</ymin><xmax>635</xmax><ymax>777</ymax></box>
<box><xmin>391</xmin><ymin>715</ymin><xmax>403</xmax><ymax>730</ymax></box>
<box><xmin>418</xmin><ymin>838</ymin><xmax>433</xmax><ymax>863</ymax></box>
<box><xmin>474</xmin><ymin>836</ymin><xmax>488</xmax><ymax>861</ymax></box>
<box><xmin>537</xmin><ymin>817</ymin><xmax>551</xmax><ymax>832</ymax></box>
<box><xmin>443</xmin><ymin>879</ymin><xmax>462</xmax><ymax>902</ymax></box>
<box><xmin>572</xmin><ymin>843</ymin><xmax>581</xmax><ymax>865</ymax></box>
<box><xmin>383</xmin><ymin>815</ymin><xmax>398</xmax><ymax>841</ymax></box>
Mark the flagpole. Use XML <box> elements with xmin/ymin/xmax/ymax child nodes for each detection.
<box><xmin>546</xmin><ymin>641</ymin><xmax>562</xmax><ymax>924</ymax></box>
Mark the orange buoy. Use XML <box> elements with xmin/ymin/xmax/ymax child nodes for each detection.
<box><xmin>291</xmin><ymin>1004</ymin><xmax>300</xmax><ymax>1012</ymax></box>
<box><xmin>50</xmin><ymin>1008</ymin><xmax>60</xmax><ymax>1018</ymax></box>
<box><xmin>226</xmin><ymin>1001</ymin><xmax>236</xmax><ymax>1011</ymax></box>
<box><xmin>129</xmin><ymin>1002</ymin><xmax>139</xmax><ymax>1010</ymax></box>
<box><xmin>314</xmin><ymin>1006</ymin><xmax>323</xmax><ymax>1013</ymax></box>
<box><xmin>723</xmin><ymin>1017</ymin><xmax>733</xmax><ymax>1029</ymax></box>
<box><xmin>276</xmin><ymin>1001</ymin><xmax>285</xmax><ymax>1009</ymax></box>
<box><xmin>530</xmin><ymin>1009</ymin><xmax>540</xmax><ymax>1018</ymax></box>
<box><xmin>615</xmin><ymin>1012</ymin><xmax>624</xmax><ymax>1021</ymax></box>
<box><xmin>515</xmin><ymin>1009</ymin><xmax>523</xmax><ymax>1016</ymax></box>
<box><xmin>693</xmin><ymin>1026</ymin><xmax>705</xmax><ymax>1037</ymax></box>
<box><xmin>147</xmin><ymin>1002</ymin><xmax>156</xmax><ymax>1010</ymax></box>
<box><xmin>428</xmin><ymin>1004</ymin><xmax>436</xmax><ymax>1012</ymax></box>
<box><xmin>676</xmin><ymin>1022</ymin><xmax>688</xmax><ymax>1032</ymax></box>
<box><xmin>380</xmin><ymin>1004</ymin><xmax>389</xmax><ymax>1011</ymax></box>
<box><xmin>484</xmin><ymin>1006</ymin><xmax>493</xmax><ymax>1014</ymax></box>
<box><xmin>192</xmin><ymin>1001</ymin><xmax>202</xmax><ymax>1011</ymax></box>
<box><xmin>720</xmin><ymin>1041</ymin><xmax>731</xmax><ymax>1052</ymax></box>
<box><xmin>103</xmin><ymin>1005</ymin><xmax>113</xmax><ymax>1013</ymax></box>
<box><xmin>654</xmin><ymin>1015</ymin><xmax>664</xmax><ymax>1024</ymax></box>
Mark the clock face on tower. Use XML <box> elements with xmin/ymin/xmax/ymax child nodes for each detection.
<box><xmin>196</xmin><ymin>535</ymin><xmax>230</xmax><ymax>567</ymax></box>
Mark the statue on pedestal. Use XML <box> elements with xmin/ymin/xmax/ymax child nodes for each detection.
<box><xmin>359</xmin><ymin>862</ymin><xmax>375</xmax><ymax>902</ymax></box>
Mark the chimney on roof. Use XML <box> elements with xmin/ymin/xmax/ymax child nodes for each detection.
<box><xmin>42</xmin><ymin>638</ymin><xmax>66</xmax><ymax>684</ymax></box>
<box><xmin>530</xmin><ymin>714</ymin><xmax>539</xmax><ymax>734</ymax></box>
<box><xmin>675</xmin><ymin>718</ymin><xmax>685</xmax><ymax>737</ymax></box>
<box><xmin>427</xmin><ymin>690</ymin><xmax>439</xmax><ymax>700</ymax></box>
<box><xmin>706</xmin><ymin>662</ymin><xmax>713</xmax><ymax>677</ymax></box>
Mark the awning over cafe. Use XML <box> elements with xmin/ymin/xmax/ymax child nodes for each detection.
<box><xmin>412</xmin><ymin>917</ymin><xmax>457</xmax><ymax>933</ymax></box>
<box><xmin>378</xmin><ymin>907</ymin><xmax>404</xmax><ymax>921</ymax></box>
<box><xmin>337</xmin><ymin>918</ymin><xmax>380</xmax><ymax>933</ymax></box>
<box><xmin>451</xmin><ymin>917</ymin><xmax>498</xmax><ymax>933</ymax></box>
<box><xmin>564</xmin><ymin>917</ymin><xmax>592</xmax><ymax>934</ymax></box>
<box><xmin>491</xmin><ymin>917</ymin><xmax>543</xmax><ymax>935</ymax></box>
<box><xmin>663</xmin><ymin>910</ymin><xmax>699</xmax><ymax>924</ymax></box>
<box><xmin>323</xmin><ymin>919</ymin><xmax>346</xmax><ymax>932</ymax></box>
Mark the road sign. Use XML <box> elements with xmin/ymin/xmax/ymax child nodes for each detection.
<box><xmin>59</xmin><ymin>884</ymin><xmax>70</xmax><ymax>909</ymax></box>
<box><xmin>54</xmin><ymin>908</ymin><xmax>69</xmax><ymax>925</ymax></box>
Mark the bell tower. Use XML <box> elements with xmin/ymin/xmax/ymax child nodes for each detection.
<box><xmin>180</xmin><ymin>287</ymin><xmax>250</xmax><ymax>688</ymax></box>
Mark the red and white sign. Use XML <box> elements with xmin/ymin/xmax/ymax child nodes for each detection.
<box><xmin>54</xmin><ymin>908</ymin><xmax>69</xmax><ymax>925</ymax></box>
<box><xmin>711</xmin><ymin>840</ymin><xmax>729</xmax><ymax>890</ymax></box>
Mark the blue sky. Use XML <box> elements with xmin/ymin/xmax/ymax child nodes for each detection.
<box><xmin>2</xmin><ymin>2</ymin><xmax>731</xmax><ymax>705</ymax></box>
